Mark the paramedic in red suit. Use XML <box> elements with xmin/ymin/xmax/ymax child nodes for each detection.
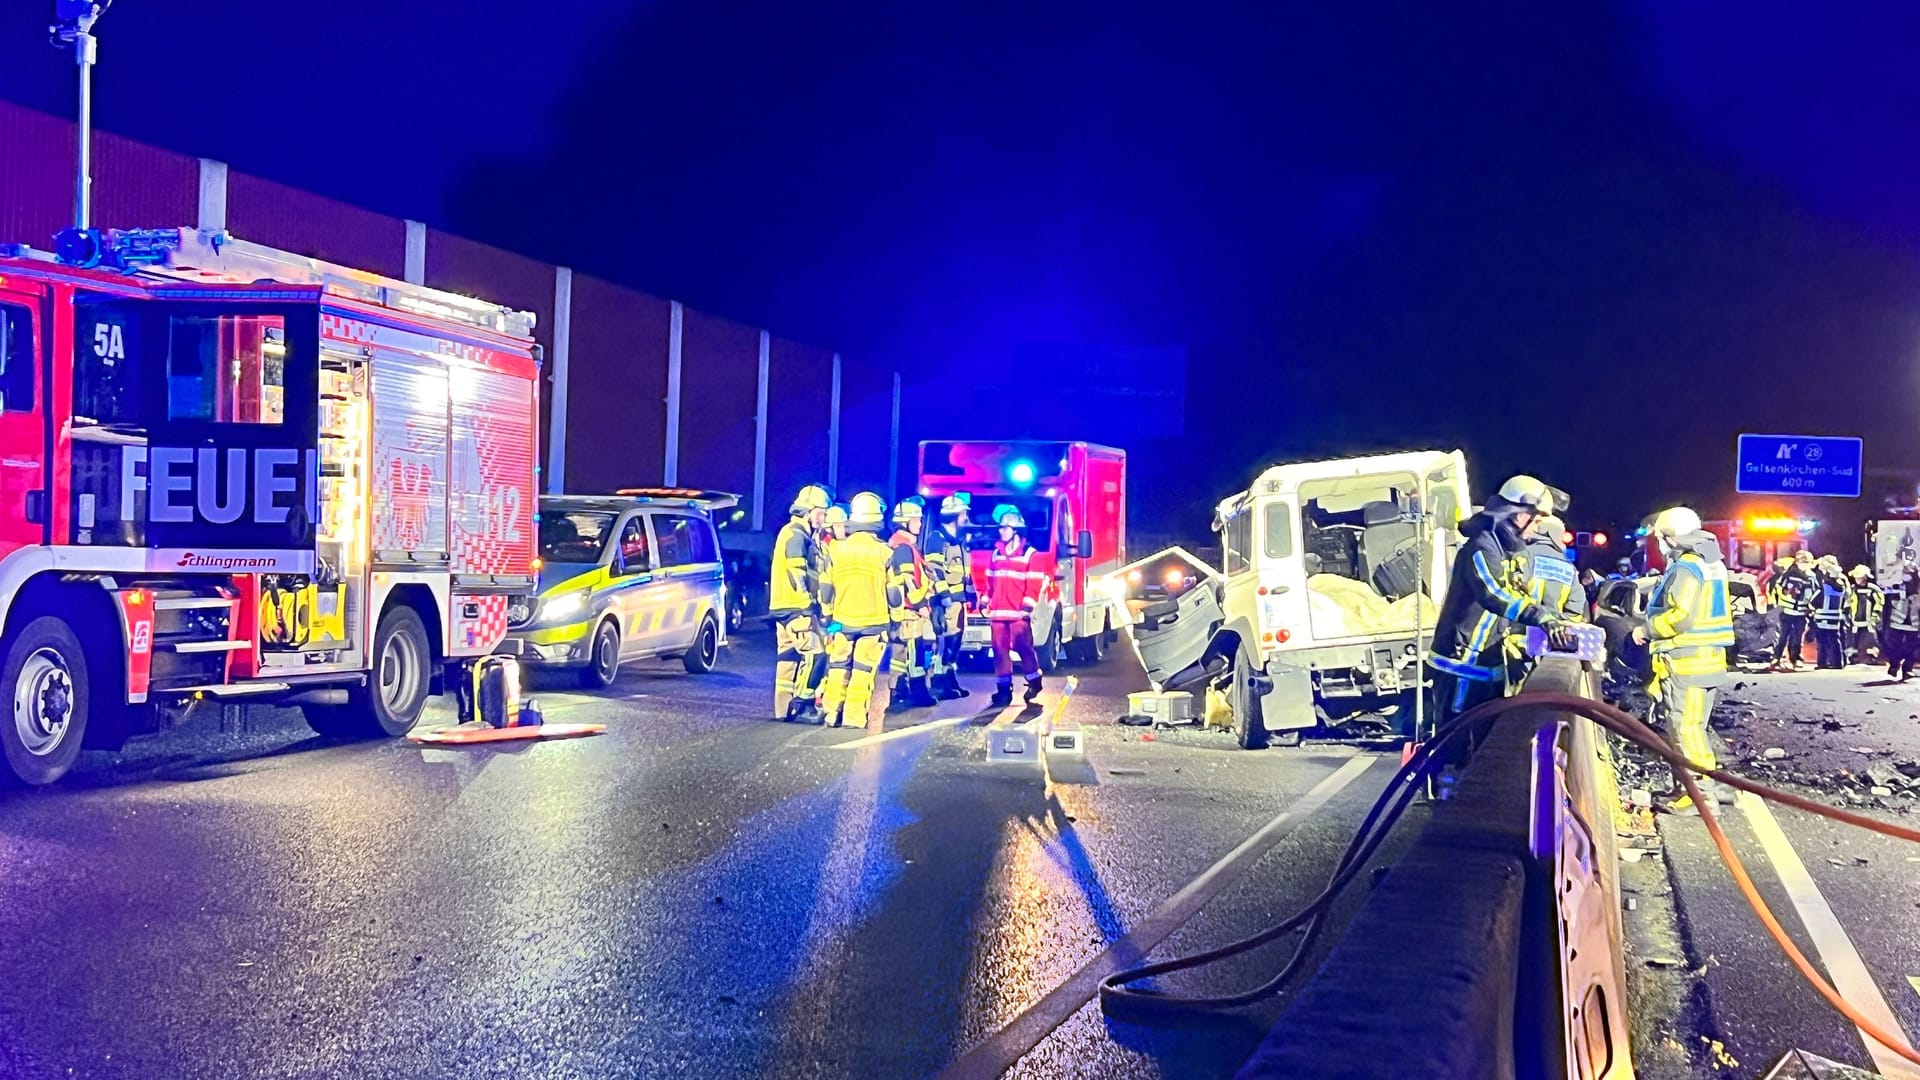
<box><xmin>983</xmin><ymin>506</ymin><xmax>1045</xmax><ymax>707</ymax></box>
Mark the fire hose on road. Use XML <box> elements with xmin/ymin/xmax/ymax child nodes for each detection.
<box><xmin>1101</xmin><ymin>687</ymin><xmax>1920</xmax><ymax>1071</ymax></box>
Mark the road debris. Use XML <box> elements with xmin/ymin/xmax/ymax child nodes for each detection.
<box><xmin>1763</xmin><ymin>747</ymin><xmax>1787</xmax><ymax>760</ymax></box>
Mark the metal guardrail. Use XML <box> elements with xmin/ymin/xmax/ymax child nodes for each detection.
<box><xmin>1237</xmin><ymin>657</ymin><xmax>1633</xmax><ymax>1079</ymax></box>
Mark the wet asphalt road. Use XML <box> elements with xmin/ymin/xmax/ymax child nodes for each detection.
<box><xmin>1624</xmin><ymin>668</ymin><xmax>1920</xmax><ymax>1078</ymax></box>
<box><xmin>0</xmin><ymin>629</ymin><xmax>1414</xmax><ymax>1080</ymax></box>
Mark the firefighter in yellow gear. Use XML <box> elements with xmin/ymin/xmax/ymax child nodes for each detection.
<box><xmin>819</xmin><ymin>492</ymin><xmax>903</xmax><ymax>728</ymax></box>
<box><xmin>1635</xmin><ymin>505</ymin><xmax>1737</xmax><ymax>810</ymax></box>
<box><xmin>771</xmin><ymin>484</ymin><xmax>832</xmax><ymax>722</ymax></box>
<box><xmin>886</xmin><ymin>498</ymin><xmax>938</xmax><ymax>711</ymax></box>
<box><xmin>921</xmin><ymin>493</ymin><xmax>973</xmax><ymax>699</ymax></box>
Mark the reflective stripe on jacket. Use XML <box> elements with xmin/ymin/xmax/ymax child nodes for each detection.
<box><xmin>1884</xmin><ymin>581</ymin><xmax>1920</xmax><ymax>633</ymax></box>
<box><xmin>1812</xmin><ymin>577</ymin><xmax>1850</xmax><ymax>631</ymax></box>
<box><xmin>1525</xmin><ymin>538</ymin><xmax>1586</xmax><ymax>621</ymax></box>
<box><xmin>985</xmin><ymin>539</ymin><xmax>1045</xmax><ymax>621</ymax></box>
<box><xmin>770</xmin><ymin>518</ymin><xmax>819</xmax><ymax>615</ymax></box>
<box><xmin>1431</xmin><ymin>511</ymin><xmax>1550</xmax><ymax>681</ymax></box>
<box><xmin>819</xmin><ymin>531</ymin><xmax>900</xmax><ymax>631</ymax></box>
<box><xmin>888</xmin><ymin>529</ymin><xmax>932</xmax><ymax>618</ymax></box>
<box><xmin>922</xmin><ymin>525</ymin><xmax>969</xmax><ymax>597</ymax></box>
<box><xmin>1768</xmin><ymin>567</ymin><xmax>1816</xmax><ymax>616</ymax></box>
<box><xmin>1647</xmin><ymin>551</ymin><xmax>1733</xmax><ymax>676</ymax></box>
<box><xmin>1849</xmin><ymin>583</ymin><xmax>1884</xmax><ymax>630</ymax></box>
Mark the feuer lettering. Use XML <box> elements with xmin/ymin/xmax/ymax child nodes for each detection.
<box><xmin>121</xmin><ymin>446</ymin><xmax>318</xmax><ymax>526</ymax></box>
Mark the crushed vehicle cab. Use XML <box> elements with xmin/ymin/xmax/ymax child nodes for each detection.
<box><xmin>503</xmin><ymin>489</ymin><xmax>733</xmax><ymax>686</ymax></box>
<box><xmin>1123</xmin><ymin>450</ymin><xmax>1470</xmax><ymax>749</ymax></box>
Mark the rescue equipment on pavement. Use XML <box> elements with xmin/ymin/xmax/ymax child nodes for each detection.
<box><xmin>406</xmin><ymin>656</ymin><xmax>606</xmax><ymax>744</ymax></box>
<box><xmin>1098</xmin><ymin>689</ymin><xmax>1920</xmax><ymax>1077</ymax></box>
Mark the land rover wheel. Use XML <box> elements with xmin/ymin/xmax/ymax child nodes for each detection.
<box><xmin>2</xmin><ymin>618</ymin><xmax>92</xmax><ymax>786</ymax></box>
<box><xmin>1069</xmin><ymin>620</ymin><xmax>1109</xmax><ymax>665</ymax></box>
<box><xmin>1038</xmin><ymin>619</ymin><xmax>1064</xmax><ymax>673</ymax></box>
<box><xmin>580</xmin><ymin>620</ymin><xmax>622</xmax><ymax>689</ymax></box>
<box><xmin>683</xmin><ymin>614</ymin><xmax>721</xmax><ymax>674</ymax></box>
<box><xmin>1232</xmin><ymin>655</ymin><xmax>1269</xmax><ymax>750</ymax></box>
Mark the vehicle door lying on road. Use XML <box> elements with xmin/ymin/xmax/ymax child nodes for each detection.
<box><xmin>650</xmin><ymin>511</ymin><xmax>723</xmax><ymax>650</ymax></box>
<box><xmin>611</xmin><ymin>515</ymin><xmax>658</xmax><ymax>656</ymax></box>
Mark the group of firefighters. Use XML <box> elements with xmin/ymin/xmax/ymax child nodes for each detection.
<box><xmin>1429</xmin><ymin>476</ymin><xmax>1735</xmax><ymax>810</ymax></box>
<box><xmin>766</xmin><ymin>485</ymin><xmax>1049</xmax><ymax>728</ymax></box>
<box><xmin>1756</xmin><ymin>549</ymin><xmax>1920</xmax><ymax>678</ymax></box>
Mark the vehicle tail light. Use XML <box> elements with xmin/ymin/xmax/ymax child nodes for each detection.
<box><xmin>1258</xmin><ymin>591</ymin><xmax>1289</xmax><ymax>648</ymax></box>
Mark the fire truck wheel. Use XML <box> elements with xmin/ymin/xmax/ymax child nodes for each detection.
<box><xmin>309</xmin><ymin>606</ymin><xmax>431</xmax><ymax>739</ymax></box>
<box><xmin>1</xmin><ymin>617</ymin><xmax>91</xmax><ymax>787</ymax></box>
<box><xmin>1231</xmin><ymin>656</ymin><xmax>1270</xmax><ymax>750</ymax></box>
<box><xmin>581</xmin><ymin>620</ymin><xmax>622</xmax><ymax>689</ymax></box>
<box><xmin>1069</xmin><ymin>622</ymin><xmax>1109</xmax><ymax>664</ymax></box>
<box><xmin>1038</xmin><ymin>620</ymin><xmax>1064</xmax><ymax>674</ymax></box>
<box><xmin>683</xmin><ymin>614</ymin><xmax>721</xmax><ymax>674</ymax></box>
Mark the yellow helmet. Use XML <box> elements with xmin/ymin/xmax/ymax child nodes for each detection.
<box><xmin>939</xmin><ymin>495</ymin><xmax>968</xmax><ymax>518</ymax></box>
<box><xmin>849</xmin><ymin>492</ymin><xmax>887</xmax><ymax>527</ymax></box>
<box><xmin>1850</xmin><ymin>564</ymin><xmax>1872</xmax><ymax>580</ymax></box>
<box><xmin>1652</xmin><ymin>506</ymin><xmax>1701</xmax><ymax>540</ymax></box>
<box><xmin>824</xmin><ymin>504</ymin><xmax>848</xmax><ymax>527</ymax></box>
<box><xmin>892</xmin><ymin>499</ymin><xmax>924</xmax><ymax>526</ymax></box>
<box><xmin>790</xmin><ymin>485</ymin><xmax>831</xmax><ymax>515</ymax></box>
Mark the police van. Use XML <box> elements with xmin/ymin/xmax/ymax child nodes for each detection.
<box><xmin>503</xmin><ymin>489</ymin><xmax>735</xmax><ymax>686</ymax></box>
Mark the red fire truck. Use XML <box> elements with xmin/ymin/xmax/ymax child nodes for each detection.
<box><xmin>917</xmin><ymin>440</ymin><xmax>1126</xmax><ymax>668</ymax></box>
<box><xmin>1640</xmin><ymin>512</ymin><xmax>1816</xmax><ymax>574</ymax></box>
<box><xmin>0</xmin><ymin>228</ymin><xmax>539</xmax><ymax>785</ymax></box>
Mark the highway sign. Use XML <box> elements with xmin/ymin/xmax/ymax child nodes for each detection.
<box><xmin>1736</xmin><ymin>434</ymin><xmax>1863</xmax><ymax>498</ymax></box>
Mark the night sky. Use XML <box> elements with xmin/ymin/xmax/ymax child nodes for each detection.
<box><xmin>5</xmin><ymin>1</ymin><xmax>1920</xmax><ymax>535</ymax></box>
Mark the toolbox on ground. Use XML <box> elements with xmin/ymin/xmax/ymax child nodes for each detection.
<box><xmin>1125</xmin><ymin>690</ymin><xmax>1195</xmax><ymax>724</ymax></box>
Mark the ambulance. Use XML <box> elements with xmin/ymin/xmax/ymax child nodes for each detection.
<box><xmin>917</xmin><ymin>440</ymin><xmax>1127</xmax><ymax>669</ymax></box>
<box><xmin>0</xmin><ymin>227</ymin><xmax>539</xmax><ymax>784</ymax></box>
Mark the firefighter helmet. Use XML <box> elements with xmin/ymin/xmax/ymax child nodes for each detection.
<box><xmin>1535</xmin><ymin>514</ymin><xmax>1567</xmax><ymax>547</ymax></box>
<box><xmin>825</xmin><ymin>504</ymin><xmax>848</xmax><ymax>530</ymax></box>
<box><xmin>1651</xmin><ymin>506</ymin><xmax>1701</xmax><ymax>541</ymax></box>
<box><xmin>849</xmin><ymin>492</ymin><xmax>887</xmax><ymax>527</ymax></box>
<box><xmin>1496</xmin><ymin>475</ymin><xmax>1569</xmax><ymax>514</ymax></box>
<box><xmin>993</xmin><ymin>504</ymin><xmax>1025</xmax><ymax>529</ymax></box>
<box><xmin>939</xmin><ymin>495</ymin><xmax>968</xmax><ymax>519</ymax></box>
<box><xmin>1794</xmin><ymin>549</ymin><xmax>1816</xmax><ymax>567</ymax></box>
<box><xmin>791</xmin><ymin>485</ymin><xmax>831</xmax><ymax>515</ymax></box>
<box><xmin>1850</xmin><ymin>564</ymin><xmax>1872</xmax><ymax>580</ymax></box>
<box><xmin>892</xmin><ymin>500</ymin><xmax>924</xmax><ymax>526</ymax></box>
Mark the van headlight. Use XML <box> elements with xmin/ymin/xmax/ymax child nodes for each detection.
<box><xmin>536</xmin><ymin>593</ymin><xmax>587</xmax><ymax>625</ymax></box>
<box><xmin>507</xmin><ymin>598</ymin><xmax>536</xmax><ymax>627</ymax></box>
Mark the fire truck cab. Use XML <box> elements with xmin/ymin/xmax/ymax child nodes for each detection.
<box><xmin>0</xmin><ymin>228</ymin><xmax>539</xmax><ymax>785</ymax></box>
<box><xmin>917</xmin><ymin>440</ymin><xmax>1126</xmax><ymax>668</ymax></box>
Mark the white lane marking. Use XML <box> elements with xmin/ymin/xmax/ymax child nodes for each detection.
<box><xmin>1737</xmin><ymin>791</ymin><xmax>1920</xmax><ymax>1078</ymax></box>
<box><xmin>828</xmin><ymin>715</ymin><xmax>973</xmax><ymax>749</ymax></box>
<box><xmin>937</xmin><ymin>752</ymin><xmax>1381</xmax><ymax>1080</ymax></box>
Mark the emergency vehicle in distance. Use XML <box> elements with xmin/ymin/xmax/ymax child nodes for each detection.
<box><xmin>0</xmin><ymin>227</ymin><xmax>540</xmax><ymax>785</ymax></box>
<box><xmin>917</xmin><ymin>440</ymin><xmax>1127</xmax><ymax>669</ymax></box>
<box><xmin>1641</xmin><ymin>512</ymin><xmax>1815</xmax><ymax>575</ymax></box>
